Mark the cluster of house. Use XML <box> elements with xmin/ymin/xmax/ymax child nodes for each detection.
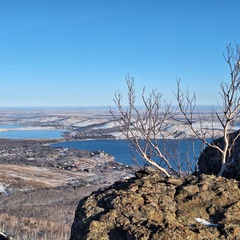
<box><xmin>0</xmin><ymin>143</ymin><xmax>116</xmax><ymax>172</ymax></box>
<box><xmin>64</xmin><ymin>129</ymin><xmax>115</xmax><ymax>140</ymax></box>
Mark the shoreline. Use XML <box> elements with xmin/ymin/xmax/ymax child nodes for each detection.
<box><xmin>0</xmin><ymin>108</ymin><xmax>226</xmax><ymax>141</ymax></box>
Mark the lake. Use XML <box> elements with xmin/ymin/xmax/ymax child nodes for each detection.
<box><xmin>0</xmin><ymin>129</ymin><xmax>65</xmax><ymax>139</ymax></box>
<box><xmin>52</xmin><ymin>139</ymin><xmax>205</xmax><ymax>171</ymax></box>
<box><xmin>0</xmin><ymin>124</ymin><xmax>25</xmax><ymax>129</ymax></box>
<box><xmin>0</xmin><ymin>124</ymin><xmax>206</xmax><ymax>171</ymax></box>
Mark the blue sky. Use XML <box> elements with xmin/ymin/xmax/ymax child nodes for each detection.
<box><xmin>0</xmin><ymin>0</ymin><xmax>240</xmax><ymax>107</ymax></box>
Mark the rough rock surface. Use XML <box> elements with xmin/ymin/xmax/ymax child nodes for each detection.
<box><xmin>70</xmin><ymin>170</ymin><xmax>240</xmax><ymax>240</ymax></box>
<box><xmin>198</xmin><ymin>130</ymin><xmax>240</xmax><ymax>180</ymax></box>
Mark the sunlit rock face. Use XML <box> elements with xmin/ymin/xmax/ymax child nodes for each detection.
<box><xmin>198</xmin><ymin>130</ymin><xmax>240</xmax><ymax>180</ymax></box>
<box><xmin>70</xmin><ymin>170</ymin><xmax>240</xmax><ymax>240</ymax></box>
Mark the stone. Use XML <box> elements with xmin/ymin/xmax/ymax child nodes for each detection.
<box><xmin>70</xmin><ymin>171</ymin><xmax>240</xmax><ymax>239</ymax></box>
<box><xmin>198</xmin><ymin>130</ymin><xmax>240</xmax><ymax>180</ymax></box>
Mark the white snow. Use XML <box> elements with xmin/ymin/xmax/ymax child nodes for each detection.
<box><xmin>194</xmin><ymin>217</ymin><xmax>218</xmax><ymax>227</ymax></box>
<box><xmin>0</xmin><ymin>184</ymin><xmax>7</xmax><ymax>193</ymax></box>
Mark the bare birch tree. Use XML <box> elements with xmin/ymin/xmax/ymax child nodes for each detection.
<box><xmin>176</xmin><ymin>43</ymin><xmax>240</xmax><ymax>176</ymax></box>
<box><xmin>111</xmin><ymin>44</ymin><xmax>240</xmax><ymax>178</ymax></box>
<box><xmin>110</xmin><ymin>75</ymin><xmax>181</xmax><ymax>177</ymax></box>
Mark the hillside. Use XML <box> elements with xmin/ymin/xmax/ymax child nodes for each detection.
<box><xmin>0</xmin><ymin>139</ymin><xmax>135</xmax><ymax>240</ymax></box>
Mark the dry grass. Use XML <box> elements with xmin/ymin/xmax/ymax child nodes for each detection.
<box><xmin>0</xmin><ymin>164</ymin><xmax>92</xmax><ymax>189</ymax></box>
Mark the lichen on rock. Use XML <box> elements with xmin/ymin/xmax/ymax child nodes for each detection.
<box><xmin>70</xmin><ymin>169</ymin><xmax>240</xmax><ymax>239</ymax></box>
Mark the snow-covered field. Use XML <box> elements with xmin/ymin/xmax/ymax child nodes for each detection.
<box><xmin>0</xmin><ymin>108</ymin><xmax>237</xmax><ymax>139</ymax></box>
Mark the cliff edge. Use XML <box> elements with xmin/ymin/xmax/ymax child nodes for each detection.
<box><xmin>70</xmin><ymin>170</ymin><xmax>240</xmax><ymax>240</ymax></box>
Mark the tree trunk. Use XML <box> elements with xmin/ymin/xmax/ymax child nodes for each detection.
<box><xmin>218</xmin><ymin>161</ymin><xmax>228</xmax><ymax>176</ymax></box>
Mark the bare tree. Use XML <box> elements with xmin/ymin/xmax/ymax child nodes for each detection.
<box><xmin>110</xmin><ymin>75</ymin><xmax>184</xmax><ymax>177</ymax></box>
<box><xmin>176</xmin><ymin>43</ymin><xmax>240</xmax><ymax>176</ymax></box>
<box><xmin>111</xmin><ymin>45</ymin><xmax>240</xmax><ymax>178</ymax></box>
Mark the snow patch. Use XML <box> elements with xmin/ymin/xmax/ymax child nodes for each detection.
<box><xmin>194</xmin><ymin>217</ymin><xmax>218</xmax><ymax>227</ymax></box>
<box><xmin>0</xmin><ymin>184</ymin><xmax>7</xmax><ymax>194</ymax></box>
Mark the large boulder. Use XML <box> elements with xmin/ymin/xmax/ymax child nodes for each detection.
<box><xmin>198</xmin><ymin>130</ymin><xmax>240</xmax><ymax>180</ymax></box>
<box><xmin>0</xmin><ymin>232</ymin><xmax>9</xmax><ymax>240</ymax></box>
<box><xmin>70</xmin><ymin>170</ymin><xmax>240</xmax><ymax>239</ymax></box>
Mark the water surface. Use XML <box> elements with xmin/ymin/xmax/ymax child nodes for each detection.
<box><xmin>0</xmin><ymin>130</ymin><xmax>64</xmax><ymax>139</ymax></box>
<box><xmin>0</xmin><ymin>124</ymin><xmax>24</xmax><ymax>129</ymax></box>
<box><xmin>52</xmin><ymin>139</ymin><xmax>205</xmax><ymax>171</ymax></box>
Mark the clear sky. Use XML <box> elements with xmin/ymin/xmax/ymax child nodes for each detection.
<box><xmin>0</xmin><ymin>0</ymin><xmax>240</xmax><ymax>107</ymax></box>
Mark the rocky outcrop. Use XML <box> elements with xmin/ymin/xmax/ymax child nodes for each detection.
<box><xmin>198</xmin><ymin>130</ymin><xmax>240</xmax><ymax>180</ymax></box>
<box><xmin>0</xmin><ymin>232</ymin><xmax>9</xmax><ymax>240</ymax></box>
<box><xmin>70</xmin><ymin>170</ymin><xmax>240</xmax><ymax>239</ymax></box>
